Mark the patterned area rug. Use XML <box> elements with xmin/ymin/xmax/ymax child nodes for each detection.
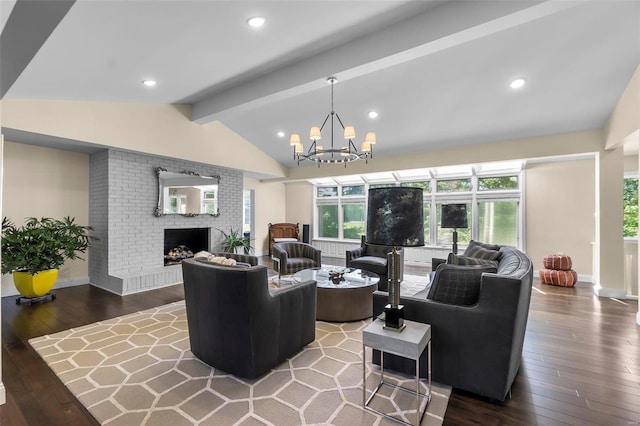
<box><xmin>30</xmin><ymin>301</ymin><xmax>449</xmax><ymax>426</ymax></box>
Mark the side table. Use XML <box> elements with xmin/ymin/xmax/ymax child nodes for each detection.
<box><xmin>362</xmin><ymin>319</ymin><xmax>431</xmax><ymax>426</ymax></box>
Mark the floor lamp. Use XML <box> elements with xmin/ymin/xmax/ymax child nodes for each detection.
<box><xmin>367</xmin><ymin>187</ymin><xmax>424</xmax><ymax>332</ymax></box>
<box><xmin>441</xmin><ymin>204</ymin><xmax>468</xmax><ymax>255</ymax></box>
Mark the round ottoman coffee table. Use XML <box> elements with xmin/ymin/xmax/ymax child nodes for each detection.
<box><xmin>293</xmin><ymin>267</ymin><xmax>380</xmax><ymax>322</ymax></box>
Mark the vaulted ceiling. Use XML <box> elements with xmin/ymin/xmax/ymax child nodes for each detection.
<box><xmin>1</xmin><ymin>0</ymin><xmax>638</xmax><ymax>168</ymax></box>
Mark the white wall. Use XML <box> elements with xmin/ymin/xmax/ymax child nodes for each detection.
<box><xmin>1</xmin><ymin>142</ymin><xmax>89</xmax><ymax>296</ymax></box>
<box><xmin>525</xmin><ymin>159</ymin><xmax>595</xmax><ymax>278</ymax></box>
<box><xmin>243</xmin><ymin>177</ymin><xmax>287</xmax><ymax>255</ymax></box>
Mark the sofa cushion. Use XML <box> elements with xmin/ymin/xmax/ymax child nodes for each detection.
<box><xmin>349</xmin><ymin>256</ymin><xmax>388</xmax><ymax>275</ymax></box>
<box><xmin>447</xmin><ymin>253</ymin><xmax>499</xmax><ymax>268</ymax></box>
<box><xmin>427</xmin><ymin>264</ymin><xmax>497</xmax><ymax>306</ymax></box>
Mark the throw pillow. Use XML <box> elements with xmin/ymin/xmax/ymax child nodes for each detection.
<box><xmin>427</xmin><ymin>264</ymin><xmax>497</xmax><ymax>306</ymax></box>
<box><xmin>465</xmin><ymin>240</ymin><xmax>501</xmax><ymax>252</ymax></box>
<box><xmin>463</xmin><ymin>244</ymin><xmax>502</xmax><ymax>261</ymax></box>
<box><xmin>207</xmin><ymin>256</ymin><xmax>238</xmax><ymax>266</ymax></box>
<box><xmin>447</xmin><ymin>253</ymin><xmax>499</xmax><ymax>268</ymax></box>
<box><xmin>194</xmin><ymin>250</ymin><xmax>212</xmax><ymax>259</ymax></box>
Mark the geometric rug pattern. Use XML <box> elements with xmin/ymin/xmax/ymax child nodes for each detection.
<box><xmin>29</xmin><ymin>300</ymin><xmax>450</xmax><ymax>425</ymax></box>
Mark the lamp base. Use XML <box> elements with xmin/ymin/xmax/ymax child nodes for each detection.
<box><xmin>384</xmin><ymin>304</ymin><xmax>405</xmax><ymax>332</ymax></box>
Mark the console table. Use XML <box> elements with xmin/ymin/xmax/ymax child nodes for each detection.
<box><xmin>362</xmin><ymin>319</ymin><xmax>432</xmax><ymax>426</ymax></box>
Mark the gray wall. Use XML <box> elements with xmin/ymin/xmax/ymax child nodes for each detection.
<box><xmin>89</xmin><ymin>149</ymin><xmax>242</xmax><ymax>294</ymax></box>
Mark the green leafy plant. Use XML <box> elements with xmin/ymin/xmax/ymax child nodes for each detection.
<box><xmin>1</xmin><ymin>216</ymin><xmax>98</xmax><ymax>275</ymax></box>
<box><xmin>217</xmin><ymin>227</ymin><xmax>253</xmax><ymax>254</ymax></box>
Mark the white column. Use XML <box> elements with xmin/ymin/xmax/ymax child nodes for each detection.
<box><xmin>594</xmin><ymin>147</ymin><xmax>626</xmax><ymax>299</ymax></box>
<box><xmin>0</xmin><ymin>125</ymin><xmax>5</xmax><ymax>405</ymax></box>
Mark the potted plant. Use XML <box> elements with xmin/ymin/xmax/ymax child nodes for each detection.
<box><xmin>1</xmin><ymin>216</ymin><xmax>97</xmax><ymax>299</ymax></box>
<box><xmin>218</xmin><ymin>228</ymin><xmax>253</xmax><ymax>255</ymax></box>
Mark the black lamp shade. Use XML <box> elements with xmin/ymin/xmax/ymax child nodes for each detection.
<box><xmin>441</xmin><ymin>204</ymin><xmax>468</xmax><ymax>229</ymax></box>
<box><xmin>366</xmin><ymin>187</ymin><xmax>424</xmax><ymax>247</ymax></box>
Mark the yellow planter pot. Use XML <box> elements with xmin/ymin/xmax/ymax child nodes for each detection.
<box><xmin>13</xmin><ymin>269</ymin><xmax>59</xmax><ymax>298</ymax></box>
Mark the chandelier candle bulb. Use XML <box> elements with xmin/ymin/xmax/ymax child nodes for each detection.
<box><xmin>343</xmin><ymin>126</ymin><xmax>356</xmax><ymax>140</ymax></box>
<box><xmin>365</xmin><ymin>132</ymin><xmax>376</xmax><ymax>145</ymax></box>
<box><xmin>310</xmin><ymin>127</ymin><xmax>322</xmax><ymax>141</ymax></box>
<box><xmin>289</xmin><ymin>134</ymin><xmax>301</xmax><ymax>146</ymax></box>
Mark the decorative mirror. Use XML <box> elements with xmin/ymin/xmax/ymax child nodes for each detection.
<box><xmin>154</xmin><ymin>167</ymin><xmax>221</xmax><ymax>217</ymax></box>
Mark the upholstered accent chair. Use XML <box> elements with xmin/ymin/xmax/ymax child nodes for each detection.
<box><xmin>345</xmin><ymin>236</ymin><xmax>403</xmax><ymax>291</ymax></box>
<box><xmin>272</xmin><ymin>242</ymin><xmax>321</xmax><ymax>276</ymax></box>
<box><xmin>181</xmin><ymin>258</ymin><xmax>317</xmax><ymax>379</ymax></box>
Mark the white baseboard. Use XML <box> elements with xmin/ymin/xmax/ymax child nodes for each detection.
<box><xmin>592</xmin><ymin>285</ymin><xmax>628</xmax><ymax>299</ymax></box>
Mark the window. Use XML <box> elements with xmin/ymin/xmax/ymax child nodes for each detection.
<box><xmin>342</xmin><ymin>185</ymin><xmax>365</xmax><ymax>196</ymax></box>
<box><xmin>400</xmin><ymin>181</ymin><xmax>431</xmax><ymax>192</ymax></box>
<box><xmin>624</xmin><ymin>177</ymin><xmax>638</xmax><ymax>238</ymax></box>
<box><xmin>318</xmin><ymin>205</ymin><xmax>338</xmax><ymax>238</ymax></box>
<box><xmin>342</xmin><ymin>203</ymin><xmax>365</xmax><ymax>239</ymax></box>
<box><xmin>202</xmin><ymin>191</ymin><xmax>217</xmax><ymax>214</ymax></box>
<box><xmin>478</xmin><ymin>201</ymin><xmax>518</xmax><ymax>246</ymax></box>
<box><xmin>311</xmin><ymin>162</ymin><xmax>523</xmax><ymax>249</ymax></box>
<box><xmin>169</xmin><ymin>195</ymin><xmax>187</xmax><ymax>214</ymax></box>
<box><xmin>317</xmin><ymin>186</ymin><xmax>338</xmax><ymax>197</ymax></box>
<box><xmin>436</xmin><ymin>179</ymin><xmax>471</xmax><ymax>192</ymax></box>
<box><xmin>478</xmin><ymin>176</ymin><xmax>518</xmax><ymax>191</ymax></box>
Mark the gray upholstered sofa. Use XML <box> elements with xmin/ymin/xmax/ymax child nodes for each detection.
<box><xmin>182</xmin><ymin>258</ymin><xmax>317</xmax><ymax>379</ymax></box>
<box><xmin>372</xmin><ymin>242</ymin><xmax>533</xmax><ymax>401</ymax></box>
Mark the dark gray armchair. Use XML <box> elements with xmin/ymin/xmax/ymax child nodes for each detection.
<box><xmin>181</xmin><ymin>258</ymin><xmax>317</xmax><ymax>379</ymax></box>
<box><xmin>346</xmin><ymin>235</ymin><xmax>403</xmax><ymax>291</ymax></box>
<box><xmin>272</xmin><ymin>242</ymin><xmax>321</xmax><ymax>275</ymax></box>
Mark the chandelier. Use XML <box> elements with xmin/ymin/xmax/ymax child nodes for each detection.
<box><xmin>289</xmin><ymin>77</ymin><xmax>376</xmax><ymax>166</ymax></box>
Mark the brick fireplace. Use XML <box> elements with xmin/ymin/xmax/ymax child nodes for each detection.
<box><xmin>88</xmin><ymin>149</ymin><xmax>242</xmax><ymax>295</ymax></box>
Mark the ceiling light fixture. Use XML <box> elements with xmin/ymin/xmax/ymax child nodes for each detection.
<box><xmin>142</xmin><ymin>79</ymin><xmax>157</xmax><ymax>87</ymax></box>
<box><xmin>510</xmin><ymin>78</ymin><xmax>526</xmax><ymax>89</ymax></box>
<box><xmin>276</xmin><ymin>131</ymin><xmax>285</xmax><ymax>138</ymax></box>
<box><xmin>368</xmin><ymin>111</ymin><xmax>378</xmax><ymax>119</ymax></box>
<box><xmin>289</xmin><ymin>77</ymin><xmax>376</xmax><ymax>167</ymax></box>
<box><xmin>247</xmin><ymin>16</ymin><xmax>265</xmax><ymax>28</ymax></box>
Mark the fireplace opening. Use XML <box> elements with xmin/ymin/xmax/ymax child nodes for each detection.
<box><xmin>164</xmin><ymin>228</ymin><xmax>210</xmax><ymax>266</ymax></box>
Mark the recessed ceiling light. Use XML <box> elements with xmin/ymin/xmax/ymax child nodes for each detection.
<box><xmin>142</xmin><ymin>79</ymin><xmax>157</xmax><ymax>87</ymax></box>
<box><xmin>368</xmin><ymin>111</ymin><xmax>378</xmax><ymax>119</ymax></box>
<box><xmin>510</xmin><ymin>78</ymin><xmax>526</xmax><ymax>89</ymax></box>
<box><xmin>277</xmin><ymin>131</ymin><xmax>285</xmax><ymax>138</ymax></box>
<box><xmin>247</xmin><ymin>16</ymin><xmax>265</xmax><ymax>28</ymax></box>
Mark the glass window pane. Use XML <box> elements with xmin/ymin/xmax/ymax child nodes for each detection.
<box><xmin>342</xmin><ymin>185</ymin><xmax>365</xmax><ymax>196</ymax></box>
<box><xmin>436</xmin><ymin>203</ymin><xmax>471</xmax><ymax>246</ymax></box>
<box><xmin>624</xmin><ymin>177</ymin><xmax>638</xmax><ymax>237</ymax></box>
<box><xmin>436</xmin><ymin>179</ymin><xmax>472</xmax><ymax>192</ymax></box>
<box><xmin>318</xmin><ymin>205</ymin><xmax>338</xmax><ymax>238</ymax></box>
<box><xmin>317</xmin><ymin>186</ymin><xmax>338</xmax><ymax>197</ymax></box>
<box><xmin>478</xmin><ymin>176</ymin><xmax>518</xmax><ymax>191</ymax></box>
<box><xmin>342</xmin><ymin>203</ymin><xmax>365</xmax><ymax>239</ymax></box>
<box><xmin>478</xmin><ymin>201</ymin><xmax>518</xmax><ymax>246</ymax></box>
<box><xmin>424</xmin><ymin>202</ymin><xmax>430</xmax><ymax>245</ymax></box>
<box><xmin>369</xmin><ymin>183</ymin><xmax>395</xmax><ymax>189</ymax></box>
<box><xmin>400</xmin><ymin>181</ymin><xmax>431</xmax><ymax>192</ymax></box>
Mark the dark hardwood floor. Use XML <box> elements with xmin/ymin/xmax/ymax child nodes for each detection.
<box><xmin>1</xmin><ymin>257</ymin><xmax>638</xmax><ymax>425</ymax></box>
